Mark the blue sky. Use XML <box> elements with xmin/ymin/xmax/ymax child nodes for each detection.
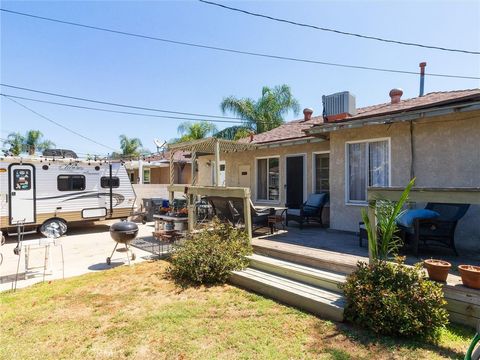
<box><xmin>1</xmin><ymin>0</ymin><xmax>479</xmax><ymax>157</ymax></box>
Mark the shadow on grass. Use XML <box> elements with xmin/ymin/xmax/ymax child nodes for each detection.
<box><xmin>317</xmin><ymin>321</ymin><xmax>472</xmax><ymax>360</ymax></box>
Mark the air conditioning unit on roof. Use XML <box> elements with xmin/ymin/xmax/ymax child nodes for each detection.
<box><xmin>322</xmin><ymin>91</ymin><xmax>357</xmax><ymax>122</ymax></box>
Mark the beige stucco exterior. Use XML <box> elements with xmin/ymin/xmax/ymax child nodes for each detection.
<box><xmin>209</xmin><ymin>110</ymin><xmax>479</xmax><ymax>252</ymax></box>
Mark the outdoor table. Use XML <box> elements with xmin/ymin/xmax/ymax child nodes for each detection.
<box><xmin>153</xmin><ymin>214</ymin><xmax>188</xmax><ymax>232</ymax></box>
<box><xmin>256</xmin><ymin>206</ymin><xmax>287</xmax><ymax>233</ymax></box>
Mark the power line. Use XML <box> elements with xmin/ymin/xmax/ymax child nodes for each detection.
<box><xmin>2</xmin><ymin>95</ymin><xmax>118</xmax><ymax>152</ymax></box>
<box><xmin>0</xmin><ymin>84</ymin><xmax>242</xmax><ymax>121</ymax></box>
<box><xmin>199</xmin><ymin>0</ymin><xmax>480</xmax><ymax>55</ymax></box>
<box><xmin>0</xmin><ymin>93</ymin><xmax>244</xmax><ymax>124</ymax></box>
<box><xmin>1</xmin><ymin>8</ymin><xmax>479</xmax><ymax>80</ymax></box>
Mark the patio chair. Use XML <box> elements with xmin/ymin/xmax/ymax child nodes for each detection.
<box><xmin>228</xmin><ymin>198</ymin><xmax>274</xmax><ymax>232</ymax></box>
<box><xmin>206</xmin><ymin>196</ymin><xmax>236</xmax><ymax>224</ymax></box>
<box><xmin>285</xmin><ymin>192</ymin><xmax>329</xmax><ymax>229</ymax></box>
<box><xmin>399</xmin><ymin>202</ymin><xmax>470</xmax><ymax>256</ymax></box>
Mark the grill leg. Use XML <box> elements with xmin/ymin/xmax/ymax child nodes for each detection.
<box><xmin>109</xmin><ymin>242</ymin><xmax>119</xmax><ymax>260</ymax></box>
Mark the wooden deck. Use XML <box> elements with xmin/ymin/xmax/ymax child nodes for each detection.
<box><xmin>252</xmin><ymin>226</ymin><xmax>480</xmax><ymax>328</ymax></box>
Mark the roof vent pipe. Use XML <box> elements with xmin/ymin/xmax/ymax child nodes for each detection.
<box><xmin>303</xmin><ymin>108</ymin><xmax>313</xmax><ymax>121</ymax></box>
<box><xmin>419</xmin><ymin>62</ymin><xmax>427</xmax><ymax>97</ymax></box>
<box><xmin>389</xmin><ymin>88</ymin><xmax>403</xmax><ymax>104</ymax></box>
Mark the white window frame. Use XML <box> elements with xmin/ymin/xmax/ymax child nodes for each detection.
<box><xmin>312</xmin><ymin>151</ymin><xmax>330</xmax><ymax>194</ymax></box>
<box><xmin>285</xmin><ymin>153</ymin><xmax>307</xmax><ymax>204</ymax></box>
<box><xmin>345</xmin><ymin>137</ymin><xmax>391</xmax><ymax>206</ymax></box>
<box><xmin>255</xmin><ymin>155</ymin><xmax>281</xmax><ymax>204</ymax></box>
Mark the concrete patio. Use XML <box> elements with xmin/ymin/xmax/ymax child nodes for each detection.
<box><xmin>0</xmin><ymin>221</ymin><xmax>156</xmax><ymax>291</ymax></box>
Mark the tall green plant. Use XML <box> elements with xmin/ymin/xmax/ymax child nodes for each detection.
<box><xmin>362</xmin><ymin>178</ymin><xmax>415</xmax><ymax>260</ymax></box>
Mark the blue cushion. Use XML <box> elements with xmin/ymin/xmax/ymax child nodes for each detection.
<box><xmin>305</xmin><ymin>193</ymin><xmax>327</xmax><ymax>208</ymax></box>
<box><xmin>396</xmin><ymin>209</ymin><xmax>440</xmax><ymax>228</ymax></box>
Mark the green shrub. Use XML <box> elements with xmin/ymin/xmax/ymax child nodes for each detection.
<box><xmin>167</xmin><ymin>218</ymin><xmax>252</xmax><ymax>285</ymax></box>
<box><xmin>341</xmin><ymin>259</ymin><xmax>449</xmax><ymax>339</ymax></box>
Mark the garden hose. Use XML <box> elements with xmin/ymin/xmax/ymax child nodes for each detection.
<box><xmin>465</xmin><ymin>322</ymin><xmax>480</xmax><ymax>360</ymax></box>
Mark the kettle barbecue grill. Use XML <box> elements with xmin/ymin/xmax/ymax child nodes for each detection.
<box><xmin>107</xmin><ymin>221</ymin><xmax>138</xmax><ymax>265</ymax></box>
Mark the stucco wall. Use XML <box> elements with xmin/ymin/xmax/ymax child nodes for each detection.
<box><xmin>222</xmin><ymin>140</ymin><xmax>330</xmax><ymax>206</ymax></box>
<box><xmin>329</xmin><ymin>111</ymin><xmax>480</xmax><ymax>252</ymax></box>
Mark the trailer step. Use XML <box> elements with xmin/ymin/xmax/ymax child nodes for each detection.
<box><xmin>6</xmin><ymin>229</ymin><xmax>37</xmax><ymax>237</ymax></box>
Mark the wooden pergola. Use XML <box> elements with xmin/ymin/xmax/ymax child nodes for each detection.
<box><xmin>167</xmin><ymin>137</ymin><xmax>257</xmax><ymax>238</ymax></box>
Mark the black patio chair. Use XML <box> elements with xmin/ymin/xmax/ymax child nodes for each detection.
<box><xmin>399</xmin><ymin>202</ymin><xmax>470</xmax><ymax>256</ymax></box>
<box><xmin>285</xmin><ymin>192</ymin><xmax>329</xmax><ymax>229</ymax></box>
<box><xmin>206</xmin><ymin>196</ymin><xmax>236</xmax><ymax>224</ymax></box>
<box><xmin>228</xmin><ymin>198</ymin><xmax>274</xmax><ymax>232</ymax></box>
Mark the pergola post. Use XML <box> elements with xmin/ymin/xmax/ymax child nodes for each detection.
<box><xmin>214</xmin><ymin>139</ymin><xmax>221</xmax><ymax>186</ymax></box>
<box><xmin>169</xmin><ymin>150</ymin><xmax>175</xmax><ymax>203</ymax></box>
<box><xmin>191</xmin><ymin>151</ymin><xmax>197</xmax><ymax>186</ymax></box>
<box><xmin>367</xmin><ymin>200</ymin><xmax>377</xmax><ymax>263</ymax></box>
<box><xmin>243</xmin><ymin>188</ymin><xmax>252</xmax><ymax>241</ymax></box>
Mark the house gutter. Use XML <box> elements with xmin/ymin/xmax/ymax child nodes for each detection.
<box><xmin>305</xmin><ymin>101</ymin><xmax>480</xmax><ymax>135</ymax></box>
<box><xmin>255</xmin><ymin>136</ymin><xmax>326</xmax><ymax>149</ymax></box>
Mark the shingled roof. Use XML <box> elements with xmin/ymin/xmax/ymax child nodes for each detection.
<box><xmin>241</xmin><ymin>89</ymin><xmax>480</xmax><ymax>145</ymax></box>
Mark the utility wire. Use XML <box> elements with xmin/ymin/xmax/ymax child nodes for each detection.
<box><xmin>0</xmin><ymin>84</ymin><xmax>242</xmax><ymax>120</ymax></box>
<box><xmin>1</xmin><ymin>8</ymin><xmax>479</xmax><ymax>80</ymax></box>
<box><xmin>199</xmin><ymin>0</ymin><xmax>480</xmax><ymax>55</ymax></box>
<box><xmin>0</xmin><ymin>93</ymin><xmax>244</xmax><ymax>124</ymax></box>
<box><xmin>2</xmin><ymin>95</ymin><xmax>118</xmax><ymax>152</ymax></box>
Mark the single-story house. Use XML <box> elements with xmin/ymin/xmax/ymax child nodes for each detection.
<box><xmin>214</xmin><ymin>88</ymin><xmax>480</xmax><ymax>252</ymax></box>
<box><xmin>125</xmin><ymin>151</ymin><xmax>191</xmax><ymax>185</ymax></box>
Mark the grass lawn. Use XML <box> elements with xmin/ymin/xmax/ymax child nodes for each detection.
<box><xmin>0</xmin><ymin>260</ymin><xmax>474</xmax><ymax>360</ymax></box>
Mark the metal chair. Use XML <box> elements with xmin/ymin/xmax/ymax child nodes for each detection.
<box><xmin>400</xmin><ymin>202</ymin><xmax>470</xmax><ymax>256</ymax></box>
<box><xmin>286</xmin><ymin>192</ymin><xmax>329</xmax><ymax>229</ymax></box>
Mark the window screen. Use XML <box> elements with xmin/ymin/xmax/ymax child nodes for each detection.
<box><xmin>101</xmin><ymin>176</ymin><xmax>120</xmax><ymax>188</ymax></box>
<box><xmin>57</xmin><ymin>175</ymin><xmax>86</xmax><ymax>191</ymax></box>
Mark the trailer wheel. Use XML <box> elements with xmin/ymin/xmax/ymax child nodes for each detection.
<box><xmin>40</xmin><ymin>218</ymin><xmax>68</xmax><ymax>238</ymax></box>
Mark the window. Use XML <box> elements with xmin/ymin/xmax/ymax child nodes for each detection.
<box><xmin>13</xmin><ymin>169</ymin><xmax>32</xmax><ymax>190</ymax></box>
<box><xmin>257</xmin><ymin>157</ymin><xmax>279</xmax><ymax>201</ymax></box>
<box><xmin>101</xmin><ymin>176</ymin><xmax>120</xmax><ymax>188</ymax></box>
<box><xmin>143</xmin><ymin>169</ymin><xmax>151</xmax><ymax>184</ymax></box>
<box><xmin>347</xmin><ymin>139</ymin><xmax>390</xmax><ymax>203</ymax></box>
<box><xmin>314</xmin><ymin>153</ymin><xmax>329</xmax><ymax>193</ymax></box>
<box><xmin>57</xmin><ymin>175</ymin><xmax>86</xmax><ymax>191</ymax></box>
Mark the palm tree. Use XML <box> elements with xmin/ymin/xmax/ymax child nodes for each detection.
<box><xmin>119</xmin><ymin>135</ymin><xmax>143</xmax><ymax>157</ymax></box>
<box><xmin>220</xmin><ymin>84</ymin><xmax>300</xmax><ymax>134</ymax></box>
<box><xmin>23</xmin><ymin>130</ymin><xmax>55</xmax><ymax>155</ymax></box>
<box><xmin>214</xmin><ymin>126</ymin><xmax>251</xmax><ymax>141</ymax></box>
<box><xmin>176</xmin><ymin>121</ymin><xmax>218</xmax><ymax>143</ymax></box>
<box><xmin>3</xmin><ymin>132</ymin><xmax>24</xmax><ymax>156</ymax></box>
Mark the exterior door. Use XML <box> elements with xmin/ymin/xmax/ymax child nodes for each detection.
<box><xmin>238</xmin><ymin>165</ymin><xmax>250</xmax><ymax>187</ymax></box>
<box><xmin>286</xmin><ymin>156</ymin><xmax>304</xmax><ymax>208</ymax></box>
<box><xmin>9</xmin><ymin>164</ymin><xmax>36</xmax><ymax>225</ymax></box>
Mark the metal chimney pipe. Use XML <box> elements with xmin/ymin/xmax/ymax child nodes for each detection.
<box><xmin>419</xmin><ymin>62</ymin><xmax>427</xmax><ymax>97</ymax></box>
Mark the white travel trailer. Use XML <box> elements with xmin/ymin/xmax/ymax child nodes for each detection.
<box><xmin>0</xmin><ymin>155</ymin><xmax>136</xmax><ymax>235</ymax></box>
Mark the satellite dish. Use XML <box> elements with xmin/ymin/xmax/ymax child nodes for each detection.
<box><xmin>154</xmin><ymin>139</ymin><xmax>167</xmax><ymax>152</ymax></box>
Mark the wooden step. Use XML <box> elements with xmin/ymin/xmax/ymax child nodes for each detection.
<box><xmin>247</xmin><ymin>254</ymin><xmax>346</xmax><ymax>294</ymax></box>
<box><xmin>252</xmin><ymin>238</ymin><xmax>364</xmax><ymax>275</ymax></box>
<box><xmin>230</xmin><ymin>268</ymin><xmax>345</xmax><ymax>322</ymax></box>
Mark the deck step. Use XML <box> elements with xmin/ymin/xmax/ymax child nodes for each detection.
<box><xmin>252</xmin><ymin>239</ymin><xmax>363</xmax><ymax>275</ymax></box>
<box><xmin>230</xmin><ymin>268</ymin><xmax>345</xmax><ymax>322</ymax></box>
<box><xmin>247</xmin><ymin>254</ymin><xmax>346</xmax><ymax>293</ymax></box>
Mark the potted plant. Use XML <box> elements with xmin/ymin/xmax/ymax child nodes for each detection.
<box><xmin>424</xmin><ymin>259</ymin><xmax>451</xmax><ymax>282</ymax></box>
<box><xmin>458</xmin><ymin>265</ymin><xmax>480</xmax><ymax>289</ymax></box>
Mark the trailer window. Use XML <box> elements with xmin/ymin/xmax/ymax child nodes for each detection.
<box><xmin>100</xmin><ymin>176</ymin><xmax>120</xmax><ymax>188</ymax></box>
<box><xmin>57</xmin><ymin>175</ymin><xmax>86</xmax><ymax>191</ymax></box>
<box><xmin>13</xmin><ymin>169</ymin><xmax>32</xmax><ymax>190</ymax></box>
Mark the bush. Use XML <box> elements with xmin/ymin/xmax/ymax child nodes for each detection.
<box><xmin>340</xmin><ymin>259</ymin><xmax>449</xmax><ymax>339</ymax></box>
<box><xmin>167</xmin><ymin>218</ymin><xmax>252</xmax><ymax>285</ymax></box>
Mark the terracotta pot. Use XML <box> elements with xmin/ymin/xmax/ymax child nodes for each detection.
<box><xmin>424</xmin><ymin>259</ymin><xmax>451</xmax><ymax>282</ymax></box>
<box><xmin>458</xmin><ymin>265</ymin><xmax>480</xmax><ymax>289</ymax></box>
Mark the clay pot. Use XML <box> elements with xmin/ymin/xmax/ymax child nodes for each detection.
<box><xmin>424</xmin><ymin>259</ymin><xmax>451</xmax><ymax>282</ymax></box>
<box><xmin>458</xmin><ymin>265</ymin><xmax>480</xmax><ymax>289</ymax></box>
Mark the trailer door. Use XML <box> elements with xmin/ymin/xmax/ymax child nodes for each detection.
<box><xmin>9</xmin><ymin>164</ymin><xmax>36</xmax><ymax>225</ymax></box>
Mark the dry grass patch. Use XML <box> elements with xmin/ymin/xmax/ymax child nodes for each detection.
<box><xmin>0</xmin><ymin>260</ymin><xmax>474</xmax><ymax>360</ymax></box>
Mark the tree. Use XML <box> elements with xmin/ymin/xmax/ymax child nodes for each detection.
<box><xmin>175</xmin><ymin>121</ymin><xmax>218</xmax><ymax>143</ymax></box>
<box><xmin>3</xmin><ymin>132</ymin><xmax>24</xmax><ymax>156</ymax></box>
<box><xmin>214</xmin><ymin>126</ymin><xmax>251</xmax><ymax>141</ymax></box>
<box><xmin>24</xmin><ymin>130</ymin><xmax>55</xmax><ymax>155</ymax></box>
<box><xmin>220</xmin><ymin>84</ymin><xmax>300</xmax><ymax>134</ymax></box>
<box><xmin>119</xmin><ymin>135</ymin><xmax>143</xmax><ymax>157</ymax></box>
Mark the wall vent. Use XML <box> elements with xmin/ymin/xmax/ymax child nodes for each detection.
<box><xmin>322</xmin><ymin>91</ymin><xmax>357</xmax><ymax>122</ymax></box>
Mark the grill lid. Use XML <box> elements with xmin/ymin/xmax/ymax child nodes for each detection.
<box><xmin>110</xmin><ymin>221</ymin><xmax>138</xmax><ymax>232</ymax></box>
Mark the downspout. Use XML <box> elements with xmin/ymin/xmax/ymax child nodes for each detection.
<box><xmin>419</xmin><ymin>62</ymin><xmax>427</xmax><ymax>97</ymax></box>
<box><xmin>409</xmin><ymin>121</ymin><xmax>415</xmax><ymax>180</ymax></box>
